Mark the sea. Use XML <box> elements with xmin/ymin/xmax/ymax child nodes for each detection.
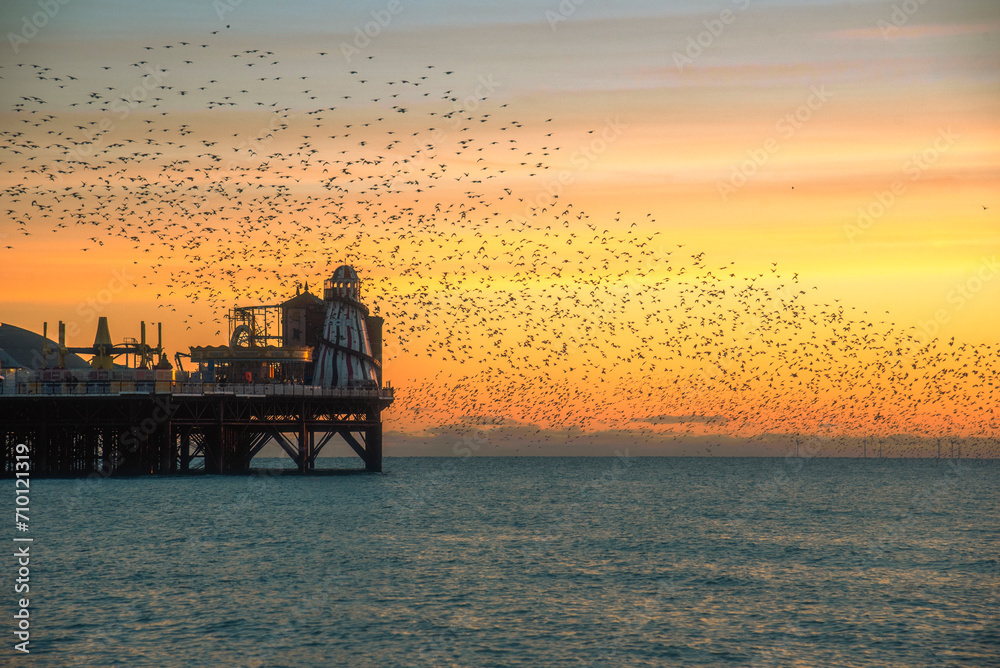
<box><xmin>23</xmin><ymin>457</ymin><xmax>1000</xmax><ymax>667</ymax></box>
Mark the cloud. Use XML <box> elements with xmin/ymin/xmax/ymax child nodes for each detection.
<box><xmin>458</xmin><ymin>414</ymin><xmax>514</xmax><ymax>425</ymax></box>
<box><xmin>632</xmin><ymin>414</ymin><xmax>730</xmax><ymax>425</ymax></box>
<box><xmin>829</xmin><ymin>23</ymin><xmax>999</xmax><ymax>41</ymax></box>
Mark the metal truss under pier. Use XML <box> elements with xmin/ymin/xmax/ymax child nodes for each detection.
<box><xmin>0</xmin><ymin>388</ymin><xmax>393</xmax><ymax>477</ymax></box>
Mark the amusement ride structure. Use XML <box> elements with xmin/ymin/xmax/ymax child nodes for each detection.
<box><xmin>0</xmin><ymin>266</ymin><xmax>393</xmax><ymax>476</ymax></box>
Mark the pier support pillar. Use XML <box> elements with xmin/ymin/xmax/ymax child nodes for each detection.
<box><xmin>180</xmin><ymin>429</ymin><xmax>190</xmax><ymax>472</ymax></box>
<box><xmin>366</xmin><ymin>408</ymin><xmax>382</xmax><ymax>473</ymax></box>
<box><xmin>298</xmin><ymin>419</ymin><xmax>309</xmax><ymax>474</ymax></box>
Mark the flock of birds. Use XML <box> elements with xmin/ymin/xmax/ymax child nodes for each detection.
<box><xmin>2</xmin><ymin>25</ymin><xmax>996</xmax><ymax>456</ymax></box>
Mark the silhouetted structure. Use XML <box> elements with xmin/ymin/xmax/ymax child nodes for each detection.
<box><xmin>0</xmin><ymin>268</ymin><xmax>393</xmax><ymax>477</ymax></box>
<box><xmin>2</xmin><ymin>387</ymin><xmax>392</xmax><ymax>476</ymax></box>
<box><xmin>314</xmin><ymin>265</ymin><xmax>382</xmax><ymax>388</ymax></box>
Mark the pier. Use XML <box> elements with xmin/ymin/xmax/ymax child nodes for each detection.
<box><xmin>0</xmin><ymin>265</ymin><xmax>394</xmax><ymax>478</ymax></box>
<box><xmin>1</xmin><ymin>381</ymin><xmax>393</xmax><ymax>477</ymax></box>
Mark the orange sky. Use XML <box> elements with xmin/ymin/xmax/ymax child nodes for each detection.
<box><xmin>1</xmin><ymin>0</ymin><xmax>998</xmax><ymax>450</ymax></box>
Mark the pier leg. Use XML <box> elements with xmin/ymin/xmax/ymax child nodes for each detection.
<box><xmin>298</xmin><ymin>420</ymin><xmax>308</xmax><ymax>474</ymax></box>
<box><xmin>38</xmin><ymin>421</ymin><xmax>48</xmax><ymax>476</ymax></box>
<box><xmin>180</xmin><ymin>429</ymin><xmax>190</xmax><ymax>472</ymax></box>
<box><xmin>162</xmin><ymin>422</ymin><xmax>172</xmax><ymax>473</ymax></box>
<box><xmin>366</xmin><ymin>409</ymin><xmax>382</xmax><ymax>473</ymax></box>
<box><xmin>203</xmin><ymin>423</ymin><xmax>223</xmax><ymax>474</ymax></box>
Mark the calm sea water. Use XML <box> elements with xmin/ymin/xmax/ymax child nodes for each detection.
<box><xmin>22</xmin><ymin>457</ymin><xmax>1000</xmax><ymax>666</ymax></box>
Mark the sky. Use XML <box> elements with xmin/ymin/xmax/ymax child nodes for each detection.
<box><xmin>1</xmin><ymin>0</ymin><xmax>998</xmax><ymax>456</ymax></box>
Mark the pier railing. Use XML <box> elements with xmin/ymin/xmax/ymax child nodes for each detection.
<box><xmin>0</xmin><ymin>378</ymin><xmax>393</xmax><ymax>400</ymax></box>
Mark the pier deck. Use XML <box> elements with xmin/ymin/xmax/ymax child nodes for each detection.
<box><xmin>0</xmin><ymin>384</ymin><xmax>394</xmax><ymax>477</ymax></box>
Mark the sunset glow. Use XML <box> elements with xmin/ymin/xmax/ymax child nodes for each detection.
<box><xmin>2</xmin><ymin>0</ymin><xmax>998</xmax><ymax>455</ymax></box>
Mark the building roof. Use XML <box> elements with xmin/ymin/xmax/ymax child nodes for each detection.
<box><xmin>280</xmin><ymin>289</ymin><xmax>325</xmax><ymax>310</ymax></box>
<box><xmin>332</xmin><ymin>265</ymin><xmax>359</xmax><ymax>282</ymax></box>
<box><xmin>0</xmin><ymin>322</ymin><xmax>91</xmax><ymax>369</ymax></box>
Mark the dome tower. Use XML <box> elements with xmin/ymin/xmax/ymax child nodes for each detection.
<box><xmin>312</xmin><ymin>265</ymin><xmax>379</xmax><ymax>388</ymax></box>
